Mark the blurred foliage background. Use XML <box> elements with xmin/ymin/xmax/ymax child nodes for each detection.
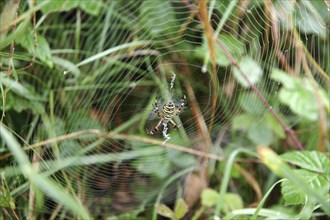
<box><xmin>0</xmin><ymin>0</ymin><xmax>329</xmax><ymax>219</ymax></box>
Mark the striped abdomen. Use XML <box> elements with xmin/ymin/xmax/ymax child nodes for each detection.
<box><xmin>162</xmin><ymin>102</ymin><xmax>175</xmax><ymax>122</ymax></box>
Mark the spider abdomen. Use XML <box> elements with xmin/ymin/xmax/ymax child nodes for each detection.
<box><xmin>162</xmin><ymin>103</ymin><xmax>175</xmax><ymax>121</ymax></box>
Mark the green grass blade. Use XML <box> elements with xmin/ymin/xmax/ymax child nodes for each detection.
<box><xmin>251</xmin><ymin>179</ymin><xmax>285</xmax><ymax>220</ymax></box>
<box><xmin>0</xmin><ymin>123</ymin><xmax>91</xmax><ymax>219</ymax></box>
<box><xmin>76</xmin><ymin>40</ymin><xmax>151</xmax><ymax>67</ymax></box>
<box><xmin>224</xmin><ymin>208</ymin><xmax>292</xmax><ymax>219</ymax></box>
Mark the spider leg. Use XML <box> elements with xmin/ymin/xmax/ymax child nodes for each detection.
<box><xmin>148</xmin><ymin>119</ymin><xmax>163</xmax><ymax>135</ymax></box>
<box><xmin>153</xmin><ymin>99</ymin><xmax>162</xmax><ymax>118</ymax></box>
<box><xmin>175</xmin><ymin>99</ymin><xmax>186</xmax><ymax>115</ymax></box>
<box><xmin>169</xmin><ymin>119</ymin><xmax>180</xmax><ymax>129</ymax></box>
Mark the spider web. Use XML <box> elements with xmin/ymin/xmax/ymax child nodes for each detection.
<box><xmin>2</xmin><ymin>0</ymin><xmax>329</xmax><ymax>218</ymax></box>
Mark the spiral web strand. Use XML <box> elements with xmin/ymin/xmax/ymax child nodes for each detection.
<box><xmin>1</xmin><ymin>0</ymin><xmax>329</xmax><ymax>218</ymax></box>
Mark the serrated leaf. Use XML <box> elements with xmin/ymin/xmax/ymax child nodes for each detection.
<box><xmin>281</xmin><ymin>179</ymin><xmax>306</xmax><ymax>206</ymax></box>
<box><xmin>232</xmin><ymin>57</ymin><xmax>263</xmax><ymax>88</ymax></box>
<box><xmin>281</xmin><ymin>151</ymin><xmax>330</xmax><ymax>174</ymax></box>
<box><xmin>281</xmin><ymin>169</ymin><xmax>329</xmax><ymax>206</ymax></box>
<box><xmin>257</xmin><ymin>146</ymin><xmax>329</xmax><ymax>215</ymax></box>
<box><xmin>156</xmin><ymin>204</ymin><xmax>175</xmax><ymax>219</ymax></box>
<box><xmin>174</xmin><ymin>198</ymin><xmax>188</xmax><ymax>220</ymax></box>
<box><xmin>201</xmin><ymin>188</ymin><xmax>219</xmax><ymax>207</ymax></box>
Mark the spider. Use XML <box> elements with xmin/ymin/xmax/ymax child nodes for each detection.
<box><xmin>147</xmin><ymin>95</ymin><xmax>186</xmax><ymax>135</ymax></box>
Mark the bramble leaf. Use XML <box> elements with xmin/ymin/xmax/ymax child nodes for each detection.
<box><xmin>271</xmin><ymin>68</ymin><xmax>329</xmax><ymax>121</ymax></box>
<box><xmin>281</xmin><ymin>151</ymin><xmax>330</xmax><ymax>174</ymax></box>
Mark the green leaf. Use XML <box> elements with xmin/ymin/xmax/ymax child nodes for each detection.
<box><xmin>66</xmin><ymin>110</ymin><xmax>104</xmax><ymax>133</ymax></box>
<box><xmin>248</xmin><ymin>122</ymin><xmax>274</xmax><ymax>146</ymax></box>
<box><xmin>0</xmin><ymin>0</ymin><xmax>18</xmax><ymax>41</ymax></box>
<box><xmin>37</xmin><ymin>0</ymin><xmax>79</xmax><ymax>14</ymax></box>
<box><xmin>134</xmin><ymin>154</ymin><xmax>171</xmax><ymax>178</ymax></box>
<box><xmin>281</xmin><ymin>151</ymin><xmax>330</xmax><ymax>174</ymax></box>
<box><xmin>278</xmin><ymin>87</ymin><xmax>318</xmax><ymax>120</ymax></box>
<box><xmin>37</xmin><ymin>0</ymin><xmax>102</xmax><ymax>16</ymax></box>
<box><xmin>0</xmin><ymin>74</ymin><xmax>43</xmax><ymax>101</ymax></box>
<box><xmin>0</xmin><ymin>180</ymin><xmax>15</xmax><ymax>209</ymax></box>
<box><xmin>0</xmin><ymin>123</ymin><xmax>91</xmax><ymax>219</ymax></box>
<box><xmin>239</xmin><ymin>92</ymin><xmax>266</xmax><ymax>114</ymax></box>
<box><xmin>218</xmin><ymin>162</ymin><xmax>241</xmax><ymax>179</ymax></box>
<box><xmin>257</xmin><ymin>147</ymin><xmax>329</xmax><ymax>215</ymax></box>
<box><xmin>0</xmin><ymin>192</ymin><xmax>15</xmax><ymax>208</ymax></box>
<box><xmin>295</xmin><ymin>1</ymin><xmax>326</xmax><ymax>38</ymax></box>
<box><xmin>201</xmin><ymin>188</ymin><xmax>219</xmax><ymax>207</ymax></box>
<box><xmin>0</xmin><ymin>74</ymin><xmax>45</xmax><ymax>114</ymax></box>
<box><xmin>222</xmin><ymin>193</ymin><xmax>244</xmax><ymax>214</ymax></box>
<box><xmin>271</xmin><ymin>68</ymin><xmax>295</xmax><ymax>88</ymax></box>
<box><xmin>0</xmin><ymin>7</ymin><xmax>31</xmax><ymax>50</ymax></box>
<box><xmin>174</xmin><ymin>198</ymin><xmax>188</xmax><ymax>220</ymax></box>
<box><xmin>195</xmin><ymin>35</ymin><xmax>244</xmax><ymax>67</ymax></box>
<box><xmin>168</xmin><ymin>152</ymin><xmax>195</xmax><ymax>168</ymax></box>
<box><xmin>156</xmin><ymin>204</ymin><xmax>175</xmax><ymax>219</ymax></box>
<box><xmin>19</xmin><ymin>29</ymin><xmax>53</xmax><ymax>67</ymax></box>
<box><xmin>232</xmin><ymin>57</ymin><xmax>263</xmax><ymax>88</ymax></box>
<box><xmin>273</xmin><ymin>1</ymin><xmax>326</xmax><ymax>38</ymax></box>
<box><xmin>140</xmin><ymin>0</ymin><xmax>178</xmax><ymax>36</ymax></box>
<box><xmin>264</xmin><ymin>112</ymin><xmax>286</xmax><ymax>138</ymax></box>
<box><xmin>281</xmin><ymin>169</ymin><xmax>329</xmax><ymax>206</ymax></box>
<box><xmin>309</xmin><ymin>1</ymin><xmax>329</xmax><ymax>25</ymax></box>
<box><xmin>217</xmin><ymin>35</ymin><xmax>245</xmax><ymax>66</ymax></box>
<box><xmin>11</xmin><ymin>95</ymin><xmax>44</xmax><ymax>114</ymax></box>
<box><xmin>271</xmin><ymin>68</ymin><xmax>329</xmax><ymax>121</ymax></box>
<box><xmin>79</xmin><ymin>1</ymin><xmax>102</xmax><ymax>16</ymax></box>
<box><xmin>128</xmin><ymin>140</ymin><xmax>148</xmax><ymax>150</ymax></box>
<box><xmin>52</xmin><ymin>56</ymin><xmax>80</xmax><ymax>78</ymax></box>
<box><xmin>232</xmin><ymin>114</ymin><xmax>255</xmax><ymax>131</ymax></box>
<box><xmin>273</xmin><ymin>1</ymin><xmax>295</xmax><ymax>30</ymax></box>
